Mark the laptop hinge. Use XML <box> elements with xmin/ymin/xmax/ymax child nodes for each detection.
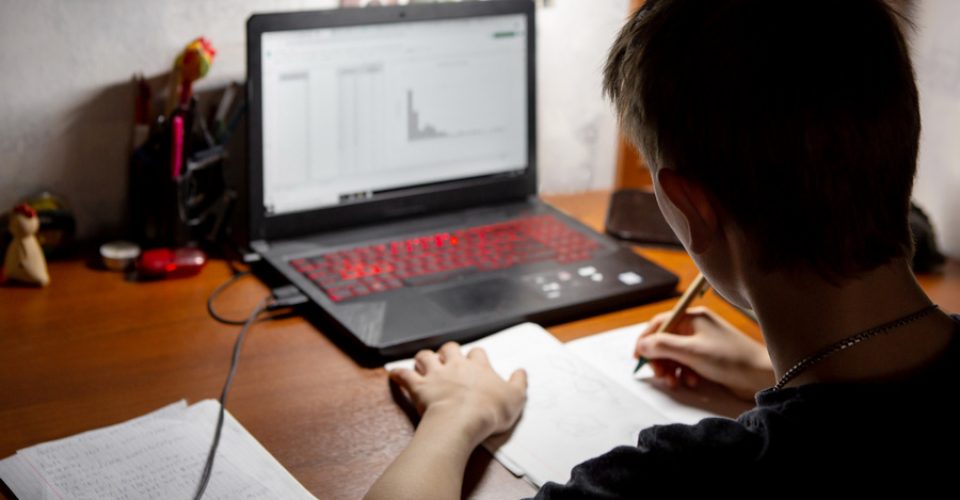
<box><xmin>250</xmin><ymin>240</ymin><xmax>269</xmax><ymax>258</ymax></box>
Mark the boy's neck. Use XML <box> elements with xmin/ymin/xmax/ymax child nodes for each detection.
<box><xmin>747</xmin><ymin>259</ymin><xmax>955</xmax><ymax>389</ymax></box>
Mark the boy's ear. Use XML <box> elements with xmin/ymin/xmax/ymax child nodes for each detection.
<box><xmin>656</xmin><ymin>168</ymin><xmax>720</xmax><ymax>255</ymax></box>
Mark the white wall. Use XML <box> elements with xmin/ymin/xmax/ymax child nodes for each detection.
<box><xmin>913</xmin><ymin>0</ymin><xmax>960</xmax><ymax>259</ymax></box>
<box><xmin>536</xmin><ymin>0</ymin><xmax>627</xmax><ymax>193</ymax></box>
<box><xmin>0</xmin><ymin>0</ymin><xmax>341</xmax><ymax>239</ymax></box>
<box><xmin>0</xmin><ymin>0</ymin><xmax>628</xmax><ymax>240</ymax></box>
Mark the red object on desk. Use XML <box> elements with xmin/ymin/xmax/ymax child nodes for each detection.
<box><xmin>138</xmin><ymin>248</ymin><xmax>206</xmax><ymax>279</ymax></box>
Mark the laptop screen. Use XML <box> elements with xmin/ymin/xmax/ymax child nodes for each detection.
<box><xmin>260</xmin><ymin>13</ymin><xmax>529</xmax><ymax>217</ymax></box>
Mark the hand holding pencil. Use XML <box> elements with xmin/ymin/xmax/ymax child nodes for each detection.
<box><xmin>633</xmin><ymin>274</ymin><xmax>775</xmax><ymax>401</ymax></box>
<box><xmin>634</xmin><ymin>273</ymin><xmax>710</xmax><ymax>373</ymax></box>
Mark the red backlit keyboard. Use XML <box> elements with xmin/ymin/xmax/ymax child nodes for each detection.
<box><xmin>289</xmin><ymin>214</ymin><xmax>601</xmax><ymax>302</ymax></box>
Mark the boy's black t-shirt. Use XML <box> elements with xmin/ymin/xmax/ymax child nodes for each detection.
<box><xmin>532</xmin><ymin>314</ymin><xmax>960</xmax><ymax>497</ymax></box>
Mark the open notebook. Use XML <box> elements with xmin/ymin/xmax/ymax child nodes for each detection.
<box><xmin>0</xmin><ymin>400</ymin><xmax>314</xmax><ymax>499</ymax></box>
<box><xmin>386</xmin><ymin>322</ymin><xmax>754</xmax><ymax>487</ymax></box>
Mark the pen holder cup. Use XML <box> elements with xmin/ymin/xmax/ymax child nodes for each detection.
<box><xmin>129</xmin><ymin>132</ymin><xmax>235</xmax><ymax>249</ymax></box>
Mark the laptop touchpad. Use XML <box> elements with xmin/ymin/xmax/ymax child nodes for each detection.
<box><xmin>426</xmin><ymin>279</ymin><xmax>540</xmax><ymax>317</ymax></box>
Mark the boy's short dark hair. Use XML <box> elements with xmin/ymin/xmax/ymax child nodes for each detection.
<box><xmin>604</xmin><ymin>0</ymin><xmax>919</xmax><ymax>280</ymax></box>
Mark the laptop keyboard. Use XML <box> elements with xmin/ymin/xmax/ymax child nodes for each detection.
<box><xmin>289</xmin><ymin>214</ymin><xmax>601</xmax><ymax>302</ymax></box>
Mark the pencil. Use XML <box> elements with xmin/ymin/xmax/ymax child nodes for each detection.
<box><xmin>633</xmin><ymin>273</ymin><xmax>710</xmax><ymax>373</ymax></box>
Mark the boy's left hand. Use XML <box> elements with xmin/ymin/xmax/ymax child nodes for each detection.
<box><xmin>389</xmin><ymin>342</ymin><xmax>527</xmax><ymax>445</ymax></box>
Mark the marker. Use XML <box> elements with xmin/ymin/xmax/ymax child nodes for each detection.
<box><xmin>171</xmin><ymin>114</ymin><xmax>185</xmax><ymax>180</ymax></box>
<box><xmin>634</xmin><ymin>273</ymin><xmax>710</xmax><ymax>373</ymax></box>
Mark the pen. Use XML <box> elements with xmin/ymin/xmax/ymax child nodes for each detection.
<box><xmin>634</xmin><ymin>273</ymin><xmax>710</xmax><ymax>373</ymax></box>
<box><xmin>218</xmin><ymin>101</ymin><xmax>247</xmax><ymax>145</ymax></box>
<box><xmin>213</xmin><ymin>82</ymin><xmax>238</xmax><ymax>137</ymax></box>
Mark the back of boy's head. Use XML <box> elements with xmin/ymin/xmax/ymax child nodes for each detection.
<box><xmin>604</xmin><ymin>0</ymin><xmax>919</xmax><ymax>281</ymax></box>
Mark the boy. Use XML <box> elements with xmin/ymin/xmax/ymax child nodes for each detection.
<box><xmin>366</xmin><ymin>0</ymin><xmax>959</xmax><ymax>496</ymax></box>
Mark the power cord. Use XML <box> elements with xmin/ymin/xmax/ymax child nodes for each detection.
<box><xmin>206</xmin><ymin>270</ymin><xmax>253</xmax><ymax>325</ymax></box>
<box><xmin>207</xmin><ymin>271</ymin><xmax>309</xmax><ymax>325</ymax></box>
<box><xmin>194</xmin><ymin>265</ymin><xmax>307</xmax><ymax>499</ymax></box>
<box><xmin>194</xmin><ymin>296</ymin><xmax>267</xmax><ymax>500</ymax></box>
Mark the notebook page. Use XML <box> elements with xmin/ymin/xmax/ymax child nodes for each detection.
<box><xmin>18</xmin><ymin>413</ymin><xmax>272</xmax><ymax>499</ymax></box>
<box><xmin>183</xmin><ymin>400</ymin><xmax>315</xmax><ymax>499</ymax></box>
<box><xmin>0</xmin><ymin>453</ymin><xmax>59</xmax><ymax>500</ymax></box>
<box><xmin>387</xmin><ymin>323</ymin><xmax>673</xmax><ymax>487</ymax></box>
<box><xmin>566</xmin><ymin>323</ymin><xmax>755</xmax><ymax>423</ymax></box>
<box><xmin>4</xmin><ymin>400</ymin><xmax>315</xmax><ymax>500</ymax></box>
<box><xmin>0</xmin><ymin>401</ymin><xmax>189</xmax><ymax>499</ymax></box>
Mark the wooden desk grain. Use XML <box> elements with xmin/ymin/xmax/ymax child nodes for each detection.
<box><xmin>1</xmin><ymin>191</ymin><xmax>958</xmax><ymax>499</ymax></box>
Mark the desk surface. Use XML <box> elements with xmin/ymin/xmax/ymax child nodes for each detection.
<box><xmin>3</xmin><ymin>190</ymin><xmax>959</xmax><ymax>499</ymax></box>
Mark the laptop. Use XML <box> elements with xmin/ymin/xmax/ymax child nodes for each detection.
<box><xmin>246</xmin><ymin>0</ymin><xmax>679</xmax><ymax>359</ymax></box>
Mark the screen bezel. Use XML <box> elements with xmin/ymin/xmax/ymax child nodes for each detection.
<box><xmin>246</xmin><ymin>0</ymin><xmax>537</xmax><ymax>244</ymax></box>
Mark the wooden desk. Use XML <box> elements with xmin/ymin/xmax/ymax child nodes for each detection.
<box><xmin>2</xmin><ymin>190</ymin><xmax>959</xmax><ymax>499</ymax></box>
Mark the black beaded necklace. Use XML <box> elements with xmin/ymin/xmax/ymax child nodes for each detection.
<box><xmin>773</xmin><ymin>304</ymin><xmax>940</xmax><ymax>390</ymax></box>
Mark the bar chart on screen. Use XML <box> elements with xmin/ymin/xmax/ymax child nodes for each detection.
<box><xmin>390</xmin><ymin>52</ymin><xmax>524</xmax><ymax>168</ymax></box>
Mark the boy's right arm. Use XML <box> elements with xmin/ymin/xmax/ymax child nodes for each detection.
<box><xmin>635</xmin><ymin>306</ymin><xmax>774</xmax><ymax>400</ymax></box>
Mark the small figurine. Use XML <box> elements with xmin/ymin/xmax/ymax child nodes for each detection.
<box><xmin>3</xmin><ymin>204</ymin><xmax>50</xmax><ymax>286</ymax></box>
<box><xmin>165</xmin><ymin>36</ymin><xmax>216</xmax><ymax>115</ymax></box>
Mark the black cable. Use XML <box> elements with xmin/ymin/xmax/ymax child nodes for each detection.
<box><xmin>207</xmin><ymin>270</ymin><xmax>253</xmax><ymax>325</ymax></box>
<box><xmin>207</xmin><ymin>270</ymin><xmax>309</xmax><ymax>325</ymax></box>
<box><xmin>196</xmin><ymin>265</ymin><xmax>308</xmax><ymax>498</ymax></box>
<box><xmin>219</xmin><ymin>243</ymin><xmax>251</xmax><ymax>276</ymax></box>
<box><xmin>193</xmin><ymin>296</ymin><xmax>269</xmax><ymax>500</ymax></box>
<box><xmin>224</xmin><ymin>255</ymin><xmax>247</xmax><ymax>276</ymax></box>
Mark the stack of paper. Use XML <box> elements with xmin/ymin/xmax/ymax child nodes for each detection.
<box><xmin>387</xmin><ymin>323</ymin><xmax>753</xmax><ymax>487</ymax></box>
<box><xmin>0</xmin><ymin>400</ymin><xmax>315</xmax><ymax>499</ymax></box>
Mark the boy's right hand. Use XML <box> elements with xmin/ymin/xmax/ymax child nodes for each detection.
<box><xmin>635</xmin><ymin>306</ymin><xmax>774</xmax><ymax>401</ymax></box>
